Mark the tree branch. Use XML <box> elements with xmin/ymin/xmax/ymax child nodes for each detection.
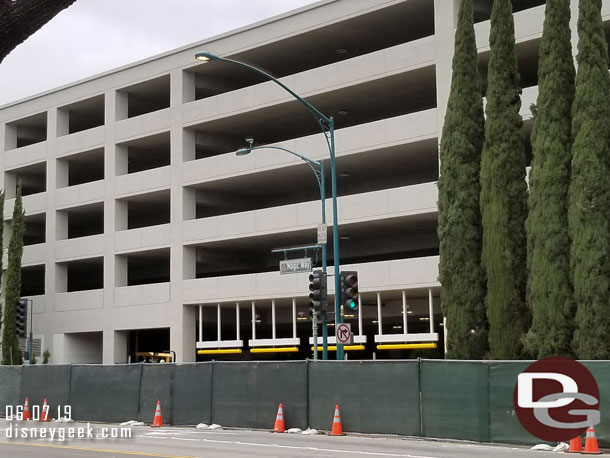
<box><xmin>0</xmin><ymin>0</ymin><xmax>77</xmax><ymax>64</ymax></box>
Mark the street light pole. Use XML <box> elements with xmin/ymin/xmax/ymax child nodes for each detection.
<box><xmin>198</xmin><ymin>51</ymin><xmax>345</xmax><ymax>360</ymax></box>
<box><xmin>236</xmin><ymin>143</ymin><xmax>329</xmax><ymax>360</ymax></box>
<box><xmin>28</xmin><ymin>299</ymin><xmax>33</xmax><ymax>364</ymax></box>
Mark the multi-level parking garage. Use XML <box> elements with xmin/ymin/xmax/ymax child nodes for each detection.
<box><xmin>0</xmin><ymin>0</ymin><xmax>594</xmax><ymax>363</ymax></box>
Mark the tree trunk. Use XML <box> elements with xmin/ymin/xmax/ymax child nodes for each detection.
<box><xmin>0</xmin><ymin>0</ymin><xmax>77</xmax><ymax>64</ymax></box>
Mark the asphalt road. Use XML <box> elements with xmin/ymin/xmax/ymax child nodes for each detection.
<box><xmin>0</xmin><ymin>419</ymin><xmax>559</xmax><ymax>458</ymax></box>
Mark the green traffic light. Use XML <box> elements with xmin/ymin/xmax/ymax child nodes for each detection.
<box><xmin>347</xmin><ymin>300</ymin><xmax>357</xmax><ymax>310</ymax></box>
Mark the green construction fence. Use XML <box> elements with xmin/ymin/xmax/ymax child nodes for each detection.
<box><xmin>0</xmin><ymin>359</ymin><xmax>608</xmax><ymax>446</ymax></box>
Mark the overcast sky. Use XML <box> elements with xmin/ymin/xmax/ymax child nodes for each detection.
<box><xmin>0</xmin><ymin>0</ymin><xmax>318</xmax><ymax>106</ymax></box>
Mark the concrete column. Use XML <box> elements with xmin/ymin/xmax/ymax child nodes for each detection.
<box><xmin>183</xmin><ymin>187</ymin><xmax>196</xmax><ymax>220</ymax></box>
<box><xmin>55</xmin><ymin>211</ymin><xmax>68</xmax><ymax>240</ymax></box>
<box><xmin>4</xmin><ymin>123</ymin><xmax>16</xmax><ymax>151</ymax></box>
<box><xmin>115</xmin><ymin>200</ymin><xmax>128</xmax><ymax>230</ymax></box>
<box><xmin>169</xmin><ymin>67</ymin><xmax>195</xmax><ymax>363</ymax></box>
<box><xmin>55</xmin><ymin>158</ymin><xmax>69</xmax><ymax>188</ymax></box>
<box><xmin>103</xmin><ymin>88</ymin><xmax>118</xmax><ymax>335</ymax></box>
<box><xmin>43</xmin><ymin>107</ymin><xmax>58</xmax><ymax>351</ymax></box>
<box><xmin>102</xmin><ymin>329</ymin><xmax>115</xmax><ymax>364</ymax></box>
<box><xmin>56</xmin><ymin>108</ymin><xmax>69</xmax><ymax>137</ymax></box>
<box><xmin>182</xmin><ymin>68</ymin><xmax>196</xmax><ymax>103</ymax></box>
<box><xmin>170</xmin><ymin>306</ymin><xmax>196</xmax><ymax>363</ymax></box>
<box><xmin>183</xmin><ymin>245</ymin><xmax>196</xmax><ymax>280</ymax></box>
<box><xmin>115</xmin><ymin>144</ymin><xmax>128</xmax><ymax>176</ymax></box>
<box><xmin>52</xmin><ymin>334</ymin><xmax>65</xmax><ymax>364</ymax></box>
<box><xmin>182</xmin><ymin>128</ymin><xmax>196</xmax><ymax>162</ymax></box>
<box><xmin>4</xmin><ymin>173</ymin><xmax>16</xmax><ymax>198</ymax></box>
<box><xmin>115</xmin><ymin>255</ymin><xmax>127</xmax><ymax>287</ymax></box>
<box><xmin>55</xmin><ymin>261</ymin><xmax>67</xmax><ymax>293</ymax></box>
<box><xmin>115</xmin><ymin>90</ymin><xmax>128</xmax><ymax>121</ymax></box>
<box><xmin>113</xmin><ymin>330</ymin><xmax>129</xmax><ymax>363</ymax></box>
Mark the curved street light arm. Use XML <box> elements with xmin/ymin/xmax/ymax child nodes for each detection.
<box><xmin>200</xmin><ymin>50</ymin><xmax>342</xmax><ymax>360</ymax></box>
<box><xmin>242</xmin><ymin>144</ymin><xmax>321</xmax><ymax>177</ymax></box>
<box><xmin>195</xmin><ymin>52</ymin><xmax>332</xmax><ymax>130</ymax></box>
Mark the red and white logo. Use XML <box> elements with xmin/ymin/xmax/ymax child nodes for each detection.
<box><xmin>513</xmin><ymin>356</ymin><xmax>600</xmax><ymax>442</ymax></box>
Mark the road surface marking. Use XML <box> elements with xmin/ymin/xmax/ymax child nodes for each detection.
<box><xmin>0</xmin><ymin>441</ymin><xmax>199</xmax><ymax>458</ymax></box>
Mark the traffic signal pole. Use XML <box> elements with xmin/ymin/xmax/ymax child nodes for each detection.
<box><xmin>28</xmin><ymin>299</ymin><xmax>33</xmax><ymax>364</ymax></box>
<box><xmin>199</xmin><ymin>52</ymin><xmax>342</xmax><ymax>361</ymax></box>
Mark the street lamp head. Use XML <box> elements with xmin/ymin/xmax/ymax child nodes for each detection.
<box><xmin>195</xmin><ymin>51</ymin><xmax>219</xmax><ymax>62</ymax></box>
<box><xmin>235</xmin><ymin>148</ymin><xmax>252</xmax><ymax>156</ymax></box>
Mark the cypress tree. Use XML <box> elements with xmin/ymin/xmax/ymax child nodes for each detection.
<box><xmin>2</xmin><ymin>183</ymin><xmax>25</xmax><ymax>365</ymax></box>
<box><xmin>438</xmin><ymin>0</ymin><xmax>488</xmax><ymax>359</ymax></box>
<box><xmin>0</xmin><ymin>191</ymin><xmax>4</xmax><ymax>334</ymax></box>
<box><xmin>524</xmin><ymin>0</ymin><xmax>575</xmax><ymax>358</ymax></box>
<box><xmin>569</xmin><ymin>0</ymin><xmax>610</xmax><ymax>359</ymax></box>
<box><xmin>480</xmin><ymin>0</ymin><xmax>529</xmax><ymax>359</ymax></box>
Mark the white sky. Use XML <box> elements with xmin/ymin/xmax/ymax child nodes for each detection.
<box><xmin>0</xmin><ymin>0</ymin><xmax>319</xmax><ymax>106</ymax></box>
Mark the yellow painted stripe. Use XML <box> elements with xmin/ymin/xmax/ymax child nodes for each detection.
<box><xmin>0</xmin><ymin>440</ymin><xmax>198</xmax><ymax>458</ymax></box>
<box><xmin>310</xmin><ymin>345</ymin><xmax>365</xmax><ymax>351</ymax></box>
<box><xmin>249</xmin><ymin>347</ymin><xmax>299</xmax><ymax>353</ymax></box>
<box><xmin>197</xmin><ymin>348</ymin><xmax>242</xmax><ymax>355</ymax></box>
<box><xmin>376</xmin><ymin>343</ymin><xmax>437</xmax><ymax>350</ymax></box>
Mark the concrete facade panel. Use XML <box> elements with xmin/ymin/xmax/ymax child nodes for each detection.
<box><xmin>115</xmin><ymin>224</ymin><xmax>171</xmax><ymax>252</ymax></box>
<box><xmin>22</xmin><ymin>243</ymin><xmax>46</xmax><ymax>265</ymax></box>
<box><xmin>114</xmin><ymin>283</ymin><xmax>170</xmax><ymax>307</ymax></box>
<box><xmin>56</xmin><ymin>234</ymin><xmax>104</xmax><ymax>260</ymax></box>
<box><xmin>56</xmin><ymin>180</ymin><xmax>105</xmax><ymax>208</ymax></box>
<box><xmin>55</xmin><ymin>290</ymin><xmax>104</xmax><ymax>312</ymax></box>
<box><xmin>182</xmin><ymin>218</ymin><xmax>218</xmax><ymax>243</ymax></box>
<box><xmin>384</xmin><ymin>109</ymin><xmax>437</xmax><ymax>145</ymax></box>
<box><xmin>27</xmin><ymin>294</ymin><xmax>45</xmax><ymax>314</ymax></box>
<box><xmin>384</xmin><ymin>37</ymin><xmax>436</xmax><ymax>74</ymax></box>
<box><xmin>115</xmin><ymin>166</ymin><xmax>171</xmax><ymax>196</ymax></box>
<box><xmin>5</xmin><ymin>193</ymin><xmax>46</xmax><ymax>218</ymax></box>
<box><xmin>387</xmin><ymin>183</ymin><xmax>437</xmax><ymax>215</ymax></box>
<box><xmin>56</xmin><ymin>126</ymin><xmax>105</xmax><ymax>155</ymax></box>
<box><xmin>4</xmin><ymin>141</ymin><xmax>47</xmax><ymax>169</ymax></box>
<box><xmin>114</xmin><ymin>109</ymin><xmax>171</xmax><ymax>141</ymax></box>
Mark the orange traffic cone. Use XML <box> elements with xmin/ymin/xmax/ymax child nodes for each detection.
<box><xmin>330</xmin><ymin>404</ymin><xmax>344</xmax><ymax>436</ymax></box>
<box><xmin>566</xmin><ymin>435</ymin><xmax>582</xmax><ymax>453</ymax></box>
<box><xmin>22</xmin><ymin>398</ymin><xmax>31</xmax><ymax>421</ymax></box>
<box><xmin>40</xmin><ymin>399</ymin><xmax>49</xmax><ymax>422</ymax></box>
<box><xmin>583</xmin><ymin>426</ymin><xmax>602</xmax><ymax>454</ymax></box>
<box><xmin>273</xmin><ymin>403</ymin><xmax>285</xmax><ymax>433</ymax></box>
<box><xmin>152</xmin><ymin>401</ymin><xmax>163</xmax><ymax>427</ymax></box>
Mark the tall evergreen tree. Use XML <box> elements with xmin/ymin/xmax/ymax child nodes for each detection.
<box><xmin>480</xmin><ymin>0</ymin><xmax>529</xmax><ymax>359</ymax></box>
<box><xmin>569</xmin><ymin>0</ymin><xmax>610</xmax><ymax>359</ymax></box>
<box><xmin>524</xmin><ymin>0</ymin><xmax>575</xmax><ymax>358</ymax></box>
<box><xmin>2</xmin><ymin>182</ymin><xmax>24</xmax><ymax>365</ymax></box>
<box><xmin>0</xmin><ymin>191</ymin><xmax>4</xmax><ymax>334</ymax></box>
<box><xmin>438</xmin><ymin>0</ymin><xmax>488</xmax><ymax>359</ymax></box>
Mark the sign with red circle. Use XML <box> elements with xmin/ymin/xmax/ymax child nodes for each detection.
<box><xmin>513</xmin><ymin>357</ymin><xmax>600</xmax><ymax>442</ymax></box>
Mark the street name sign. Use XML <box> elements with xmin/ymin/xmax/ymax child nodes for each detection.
<box><xmin>279</xmin><ymin>257</ymin><xmax>313</xmax><ymax>274</ymax></box>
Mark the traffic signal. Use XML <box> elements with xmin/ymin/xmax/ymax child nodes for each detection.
<box><xmin>308</xmin><ymin>270</ymin><xmax>327</xmax><ymax>318</ymax></box>
<box><xmin>16</xmin><ymin>298</ymin><xmax>28</xmax><ymax>338</ymax></box>
<box><xmin>340</xmin><ymin>271</ymin><xmax>359</xmax><ymax>312</ymax></box>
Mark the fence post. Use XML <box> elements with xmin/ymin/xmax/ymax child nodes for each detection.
<box><xmin>306</xmin><ymin>359</ymin><xmax>310</xmax><ymax>428</ymax></box>
<box><xmin>210</xmin><ymin>361</ymin><xmax>215</xmax><ymax>425</ymax></box>
<box><xmin>136</xmin><ymin>363</ymin><xmax>144</xmax><ymax>422</ymax></box>
<box><xmin>418</xmin><ymin>358</ymin><xmax>424</xmax><ymax>437</ymax></box>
